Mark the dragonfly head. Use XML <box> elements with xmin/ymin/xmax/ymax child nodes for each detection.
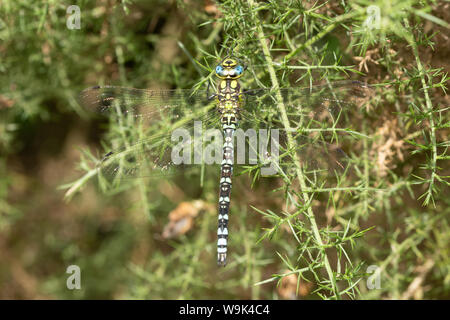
<box><xmin>215</xmin><ymin>57</ymin><xmax>245</xmax><ymax>80</ymax></box>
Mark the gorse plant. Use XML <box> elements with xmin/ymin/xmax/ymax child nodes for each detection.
<box><xmin>0</xmin><ymin>0</ymin><xmax>448</xmax><ymax>299</ymax></box>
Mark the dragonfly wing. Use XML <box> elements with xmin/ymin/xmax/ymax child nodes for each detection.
<box><xmin>241</xmin><ymin>80</ymin><xmax>374</xmax><ymax>127</ymax></box>
<box><xmin>94</xmin><ymin>116</ymin><xmax>223</xmax><ymax>180</ymax></box>
<box><xmin>79</xmin><ymin>86</ymin><xmax>214</xmax><ymax>121</ymax></box>
<box><xmin>79</xmin><ymin>85</ymin><xmax>222</xmax><ymax>180</ymax></box>
<box><xmin>235</xmin><ymin>127</ymin><xmax>354</xmax><ymax>188</ymax></box>
<box><xmin>279</xmin><ymin>131</ymin><xmax>354</xmax><ymax>188</ymax></box>
<box><xmin>238</xmin><ymin>81</ymin><xmax>373</xmax><ymax>187</ymax></box>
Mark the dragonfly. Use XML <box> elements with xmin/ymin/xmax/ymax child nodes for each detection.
<box><xmin>79</xmin><ymin>56</ymin><xmax>373</xmax><ymax>266</ymax></box>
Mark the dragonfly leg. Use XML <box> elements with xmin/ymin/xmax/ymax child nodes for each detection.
<box><xmin>242</xmin><ymin>89</ymin><xmax>260</xmax><ymax>96</ymax></box>
<box><xmin>206</xmin><ymin>82</ymin><xmax>217</xmax><ymax>101</ymax></box>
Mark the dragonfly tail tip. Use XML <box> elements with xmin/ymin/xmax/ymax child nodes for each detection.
<box><xmin>217</xmin><ymin>253</ymin><xmax>227</xmax><ymax>267</ymax></box>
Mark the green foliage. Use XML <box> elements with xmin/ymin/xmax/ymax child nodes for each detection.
<box><xmin>0</xmin><ymin>0</ymin><xmax>448</xmax><ymax>299</ymax></box>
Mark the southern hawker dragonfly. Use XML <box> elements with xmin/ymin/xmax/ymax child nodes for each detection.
<box><xmin>79</xmin><ymin>56</ymin><xmax>373</xmax><ymax>266</ymax></box>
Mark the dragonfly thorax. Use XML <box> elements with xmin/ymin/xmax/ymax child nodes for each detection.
<box><xmin>216</xmin><ymin>77</ymin><xmax>242</xmax><ymax>125</ymax></box>
<box><xmin>214</xmin><ymin>57</ymin><xmax>245</xmax><ymax>125</ymax></box>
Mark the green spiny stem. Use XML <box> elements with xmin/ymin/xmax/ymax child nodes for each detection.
<box><xmin>247</xmin><ymin>0</ymin><xmax>340</xmax><ymax>299</ymax></box>
<box><xmin>285</xmin><ymin>11</ymin><xmax>358</xmax><ymax>61</ymax></box>
<box><xmin>403</xmin><ymin>19</ymin><xmax>438</xmax><ymax>207</ymax></box>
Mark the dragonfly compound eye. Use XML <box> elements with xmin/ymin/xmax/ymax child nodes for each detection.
<box><xmin>235</xmin><ymin>65</ymin><xmax>243</xmax><ymax>75</ymax></box>
<box><xmin>215</xmin><ymin>65</ymin><xmax>224</xmax><ymax>76</ymax></box>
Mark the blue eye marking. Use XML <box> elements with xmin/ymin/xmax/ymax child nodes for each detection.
<box><xmin>235</xmin><ymin>65</ymin><xmax>243</xmax><ymax>75</ymax></box>
<box><xmin>215</xmin><ymin>66</ymin><xmax>223</xmax><ymax>74</ymax></box>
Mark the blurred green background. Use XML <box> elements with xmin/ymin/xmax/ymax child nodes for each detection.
<box><xmin>0</xmin><ymin>0</ymin><xmax>449</xmax><ymax>299</ymax></box>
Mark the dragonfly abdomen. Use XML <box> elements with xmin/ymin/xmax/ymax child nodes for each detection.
<box><xmin>217</xmin><ymin>125</ymin><xmax>235</xmax><ymax>266</ymax></box>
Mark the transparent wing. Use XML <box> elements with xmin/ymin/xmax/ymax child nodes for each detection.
<box><xmin>235</xmin><ymin>128</ymin><xmax>354</xmax><ymax>189</ymax></box>
<box><xmin>241</xmin><ymin>80</ymin><xmax>373</xmax><ymax>128</ymax></box>
<box><xmin>79</xmin><ymin>85</ymin><xmax>214</xmax><ymax>121</ymax></box>
<box><xmin>277</xmin><ymin>131</ymin><xmax>354</xmax><ymax>189</ymax></box>
<box><xmin>92</xmin><ymin>119</ymin><xmax>223</xmax><ymax>181</ymax></box>
<box><xmin>237</xmin><ymin>81</ymin><xmax>372</xmax><ymax>188</ymax></box>
<box><xmin>81</xmin><ymin>82</ymin><xmax>370</xmax><ymax>184</ymax></box>
<box><xmin>79</xmin><ymin>85</ymin><xmax>221</xmax><ymax>180</ymax></box>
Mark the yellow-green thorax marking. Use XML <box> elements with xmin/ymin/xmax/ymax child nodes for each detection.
<box><xmin>214</xmin><ymin>57</ymin><xmax>245</xmax><ymax>266</ymax></box>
